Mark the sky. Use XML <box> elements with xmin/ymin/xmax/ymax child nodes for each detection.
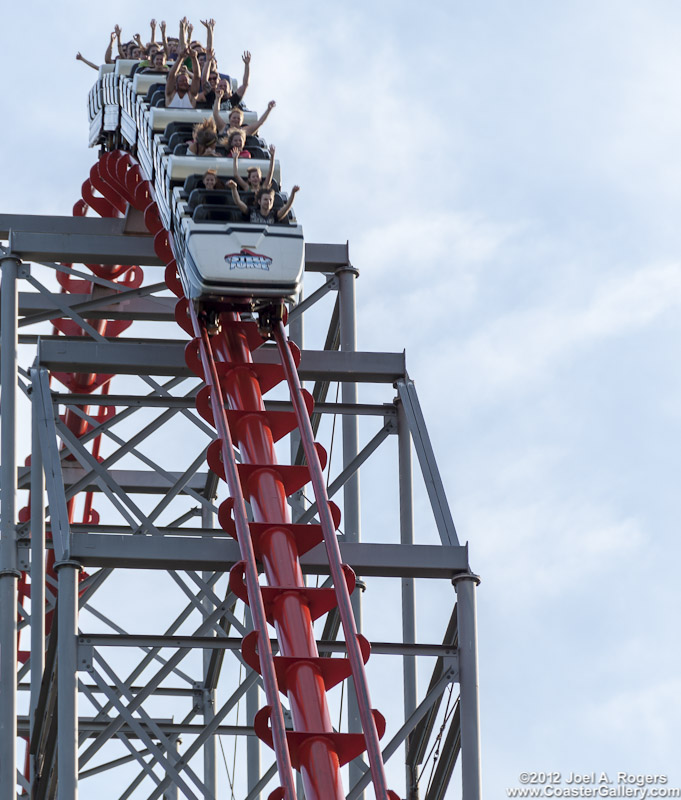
<box><xmin>3</xmin><ymin>0</ymin><xmax>681</xmax><ymax>797</ymax></box>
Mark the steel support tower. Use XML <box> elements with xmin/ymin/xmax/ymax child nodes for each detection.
<box><xmin>0</xmin><ymin>210</ymin><xmax>481</xmax><ymax>799</ymax></box>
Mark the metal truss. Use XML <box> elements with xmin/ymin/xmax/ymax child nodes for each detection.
<box><xmin>0</xmin><ymin>217</ymin><xmax>481</xmax><ymax>799</ymax></box>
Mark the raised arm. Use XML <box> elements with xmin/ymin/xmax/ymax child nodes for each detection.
<box><xmin>265</xmin><ymin>144</ymin><xmax>276</xmax><ymax>189</ymax></box>
<box><xmin>276</xmin><ymin>186</ymin><xmax>300</xmax><ymax>222</ymax></box>
<box><xmin>165</xmin><ymin>51</ymin><xmax>185</xmax><ymax>100</ymax></box>
<box><xmin>133</xmin><ymin>33</ymin><xmax>146</xmax><ymax>57</ymax></box>
<box><xmin>237</xmin><ymin>51</ymin><xmax>251</xmax><ymax>100</ymax></box>
<box><xmin>160</xmin><ymin>20</ymin><xmax>169</xmax><ymax>58</ymax></box>
<box><xmin>149</xmin><ymin>19</ymin><xmax>157</xmax><ymax>46</ymax></box>
<box><xmin>226</xmin><ymin>180</ymin><xmax>248</xmax><ymax>214</ymax></box>
<box><xmin>232</xmin><ymin>150</ymin><xmax>249</xmax><ymax>191</ymax></box>
<box><xmin>189</xmin><ymin>49</ymin><xmax>201</xmax><ymax>95</ymax></box>
<box><xmin>245</xmin><ymin>100</ymin><xmax>276</xmax><ymax>137</ymax></box>
<box><xmin>115</xmin><ymin>25</ymin><xmax>125</xmax><ymax>59</ymax></box>
<box><xmin>178</xmin><ymin>17</ymin><xmax>188</xmax><ymax>52</ymax></box>
<box><xmin>200</xmin><ymin>19</ymin><xmax>215</xmax><ymax>54</ymax></box>
<box><xmin>104</xmin><ymin>31</ymin><xmax>117</xmax><ymax>64</ymax></box>
<box><xmin>76</xmin><ymin>52</ymin><xmax>99</xmax><ymax>71</ymax></box>
<box><xmin>200</xmin><ymin>50</ymin><xmax>212</xmax><ymax>91</ymax></box>
<box><xmin>213</xmin><ymin>90</ymin><xmax>228</xmax><ymax>133</ymax></box>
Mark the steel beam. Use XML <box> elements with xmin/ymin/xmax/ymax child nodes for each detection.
<box><xmin>9</xmin><ymin>229</ymin><xmax>163</xmax><ymax>266</ymax></box>
<box><xmin>53</xmin><ymin>393</ymin><xmax>394</xmax><ymax>416</ymax></box>
<box><xmin>336</xmin><ymin>262</ymin><xmax>367</xmax><ymax>794</ymax></box>
<box><xmin>69</xmin><ymin>534</ymin><xmax>469</xmax><ymax>576</ymax></box>
<box><xmin>30</xmin><ymin>394</ymin><xmax>46</xmax><ymax>786</ymax></box>
<box><xmin>0</xmin><ymin>252</ymin><xmax>20</xmax><ymax>800</ymax></box>
<box><xmin>37</xmin><ymin>339</ymin><xmax>406</xmax><ymax>382</ymax></box>
<box><xmin>1</xmin><ymin>216</ymin><xmax>350</xmax><ymax>272</ymax></box>
<box><xmin>17</xmin><ymin>287</ymin><xmax>173</xmax><ymax>326</ymax></box>
<box><xmin>407</xmin><ymin>608</ymin><xmax>458</xmax><ymax>771</ymax></box>
<box><xmin>20</xmin><ymin>467</ymin><xmax>211</xmax><ymax>496</ymax></box>
<box><xmin>76</xmin><ymin>634</ymin><xmax>457</xmax><ymax>658</ymax></box>
<box><xmin>453</xmin><ymin>574</ymin><xmax>482</xmax><ymax>800</ymax></box>
<box><xmin>201</xmin><ymin>502</ymin><xmax>218</xmax><ymax>800</ymax></box>
<box><xmin>56</xmin><ymin>560</ymin><xmax>80</xmax><ymax>800</ymax></box>
<box><xmin>397</xmin><ymin>379</ymin><xmax>459</xmax><ymax>547</ymax></box>
<box><xmin>398</xmin><ymin>397</ymin><xmax>419</xmax><ymax>799</ymax></box>
<box><xmin>288</xmin><ymin>274</ymin><xmax>338</xmax><ymax>323</ymax></box>
<box><xmin>0</xmin><ymin>213</ymin><xmax>140</xmax><ymax>237</ymax></box>
<box><xmin>303</xmin><ymin>241</ymin><xmax>350</xmax><ymax>272</ymax></box>
<box><xmin>31</xmin><ymin>718</ymin><xmax>257</xmax><ymax>738</ymax></box>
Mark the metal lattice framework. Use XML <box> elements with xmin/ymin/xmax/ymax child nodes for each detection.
<box><xmin>0</xmin><ymin>211</ymin><xmax>481</xmax><ymax>799</ymax></box>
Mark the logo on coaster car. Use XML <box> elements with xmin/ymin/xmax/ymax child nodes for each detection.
<box><xmin>225</xmin><ymin>249</ymin><xmax>272</xmax><ymax>271</ymax></box>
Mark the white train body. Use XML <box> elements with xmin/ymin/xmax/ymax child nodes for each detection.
<box><xmin>88</xmin><ymin>59</ymin><xmax>304</xmax><ymax>304</ymax></box>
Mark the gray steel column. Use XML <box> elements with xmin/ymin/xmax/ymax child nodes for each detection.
<box><xmin>398</xmin><ymin>400</ymin><xmax>419</xmax><ymax>799</ymax></box>
<box><xmin>201</xmin><ymin>506</ymin><xmax>217</xmax><ymax>798</ymax></box>
<box><xmin>0</xmin><ymin>253</ymin><xmax>20</xmax><ymax>800</ymax></box>
<box><xmin>56</xmin><ymin>560</ymin><xmax>81</xmax><ymax>800</ymax></box>
<box><xmin>30</xmin><ymin>393</ymin><xmax>46</xmax><ymax>781</ymax></box>
<box><xmin>164</xmin><ymin>736</ymin><xmax>181</xmax><ymax>800</ymax></box>
<box><xmin>337</xmin><ymin>266</ymin><xmax>361</xmax><ymax>545</ymax></box>
<box><xmin>288</xmin><ymin>288</ymin><xmax>304</xmax><ymax>350</ymax></box>
<box><xmin>337</xmin><ymin>264</ymin><xmax>363</xmax><ymax>794</ymax></box>
<box><xmin>246</xmin><ymin>680</ymin><xmax>261</xmax><ymax>799</ymax></box>
<box><xmin>452</xmin><ymin>573</ymin><xmax>482</xmax><ymax>800</ymax></box>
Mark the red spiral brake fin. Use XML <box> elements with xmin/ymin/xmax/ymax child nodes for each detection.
<box><xmin>254</xmin><ymin>706</ymin><xmax>387</xmax><ymax>769</ymax></box>
<box><xmin>144</xmin><ymin>199</ymin><xmax>163</xmax><ymax>233</ymax></box>
<box><xmin>81</xmin><ymin>177</ymin><xmax>118</xmax><ymax>219</ymax></box>
<box><xmin>207</xmin><ymin>440</ymin><xmax>327</xmax><ymax>493</ymax></box>
<box><xmin>154</xmin><ymin>228</ymin><xmax>174</xmax><ymax>263</ymax></box>
<box><xmin>215</xmin><ymin>360</ymin><xmax>287</xmax><ymax>396</ymax></box>
<box><xmin>119</xmin><ymin>264</ymin><xmax>145</xmax><ymax>289</ymax></box>
<box><xmin>229</xmin><ymin>561</ymin><xmax>356</xmax><ymax>624</ymax></box>
<box><xmin>174</xmin><ymin>298</ymin><xmax>193</xmax><ymax>336</ymax></box>
<box><xmin>57</xmin><ymin>266</ymin><xmax>91</xmax><ymax>294</ymax></box>
<box><xmin>102</xmin><ymin>319</ymin><xmax>134</xmax><ymax>338</ymax></box>
<box><xmin>105</xmin><ymin>153</ymin><xmax>134</xmax><ymax>206</ymax></box>
<box><xmin>184</xmin><ymin>338</ymin><xmax>205</xmax><ymax>378</ymax></box>
<box><xmin>217</xmin><ymin>510</ymin><xmax>330</xmax><ymax>560</ymax></box>
<box><xmin>220</xmin><ymin>499</ymin><xmax>324</xmax><ymax>556</ymax></box>
<box><xmin>219</xmin><ymin>496</ymin><xmax>340</xmax><ymax>538</ymax></box>
<box><xmin>196</xmin><ymin>384</ymin><xmax>312</xmax><ymax>437</ymax></box>
<box><xmin>165</xmin><ymin>259</ymin><xmax>184</xmax><ymax>297</ymax></box>
<box><xmin>90</xmin><ymin>161</ymin><xmax>126</xmax><ymax>215</ymax></box>
<box><xmin>50</xmin><ymin>371</ymin><xmax>114</xmax><ymax>394</ymax></box>
<box><xmin>243</xmin><ymin>629</ymin><xmax>371</xmax><ymax>694</ymax></box>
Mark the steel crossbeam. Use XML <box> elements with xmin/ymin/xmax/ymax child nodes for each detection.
<box><xmin>37</xmin><ymin>338</ymin><xmax>407</xmax><ymax>382</ymax></box>
<box><xmin>17</xmin><ymin>285</ymin><xmax>172</xmax><ymax>327</ymax></box>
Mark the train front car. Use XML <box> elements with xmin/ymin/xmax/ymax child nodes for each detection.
<box><xmin>179</xmin><ymin>213</ymin><xmax>304</xmax><ymax>305</ymax></box>
<box><xmin>89</xmin><ymin>57</ymin><xmax>303</xmax><ymax>314</ymax></box>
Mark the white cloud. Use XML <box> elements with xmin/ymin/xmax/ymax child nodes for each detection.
<box><xmin>466</xmin><ymin>497</ymin><xmax>646</xmax><ymax>603</ymax></box>
<box><xmin>586</xmin><ymin>678</ymin><xmax>681</xmax><ymax>761</ymax></box>
<box><xmin>438</xmin><ymin>262</ymin><xmax>681</xmax><ymax>398</ymax></box>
